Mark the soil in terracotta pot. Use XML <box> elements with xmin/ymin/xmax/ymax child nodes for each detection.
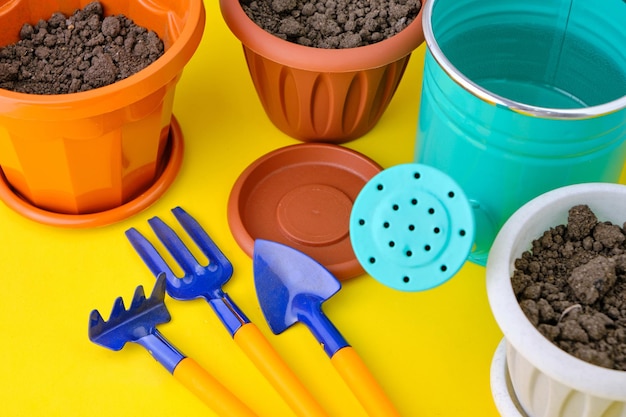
<box><xmin>512</xmin><ymin>204</ymin><xmax>626</xmax><ymax>371</ymax></box>
<box><xmin>0</xmin><ymin>1</ymin><xmax>164</xmax><ymax>94</ymax></box>
<box><xmin>240</xmin><ymin>0</ymin><xmax>421</xmax><ymax>48</ymax></box>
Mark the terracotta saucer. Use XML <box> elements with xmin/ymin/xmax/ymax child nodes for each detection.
<box><xmin>227</xmin><ymin>143</ymin><xmax>383</xmax><ymax>280</ymax></box>
<box><xmin>0</xmin><ymin>116</ymin><xmax>184</xmax><ymax>228</ymax></box>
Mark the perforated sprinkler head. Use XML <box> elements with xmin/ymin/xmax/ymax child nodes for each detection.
<box><xmin>349</xmin><ymin>163</ymin><xmax>475</xmax><ymax>291</ymax></box>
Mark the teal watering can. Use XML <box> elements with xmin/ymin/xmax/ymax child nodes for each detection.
<box><xmin>416</xmin><ymin>0</ymin><xmax>626</xmax><ymax>265</ymax></box>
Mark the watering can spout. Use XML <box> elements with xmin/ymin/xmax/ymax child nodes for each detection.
<box><xmin>468</xmin><ymin>198</ymin><xmax>498</xmax><ymax>264</ymax></box>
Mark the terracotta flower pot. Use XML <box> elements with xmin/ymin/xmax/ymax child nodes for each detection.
<box><xmin>486</xmin><ymin>183</ymin><xmax>626</xmax><ymax>417</ymax></box>
<box><xmin>219</xmin><ymin>0</ymin><xmax>426</xmax><ymax>143</ymax></box>
<box><xmin>0</xmin><ymin>0</ymin><xmax>205</xmax><ymax>227</ymax></box>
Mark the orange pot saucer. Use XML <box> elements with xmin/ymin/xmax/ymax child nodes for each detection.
<box><xmin>227</xmin><ymin>143</ymin><xmax>383</xmax><ymax>280</ymax></box>
<box><xmin>0</xmin><ymin>117</ymin><xmax>184</xmax><ymax>229</ymax></box>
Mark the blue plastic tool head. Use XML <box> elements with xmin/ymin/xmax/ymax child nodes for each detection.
<box><xmin>349</xmin><ymin>163</ymin><xmax>475</xmax><ymax>291</ymax></box>
<box><xmin>253</xmin><ymin>239</ymin><xmax>349</xmax><ymax>357</ymax></box>
<box><xmin>88</xmin><ymin>274</ymin><xmax>171</xmax><ymax>350</ymax></box>
<box><xmin>253</xmin><ymin>239</ymin><xmax>341</xmax><ymax>333</ymax></box>
<box><xmin>125</xmin><ymin>207</ymin><xmax>249</xmax><ymax>337</ymax></box>
<box><xmin>125</xmin><ymin>207</ymin><xmax>234</xmax><ymax>301</ymax></box>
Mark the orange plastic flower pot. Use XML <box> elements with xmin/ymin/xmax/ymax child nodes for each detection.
<box><xmin>0</xmin><ymin>0</ymin><xmax>205</xmax><ymax>226</ymax></box>
<box><xmin>219</xmin><ymin>0</ymin><xmax>426</xmax><ymax>143</ymax></box>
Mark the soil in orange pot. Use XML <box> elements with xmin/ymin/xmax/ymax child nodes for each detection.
<box><xmin>512</xmin><ymin>204</ymin><xmax>626</xmax><ymax>371</ymax></box>
<box><xmin>0</xmin><ymin>1</ymin><xmax>164</xmax><ymax>94</ymax></box>
<box><xmin>240</xmin><ymin>0</ymin><xmax>421</xmax><ymax>48</ymax></box>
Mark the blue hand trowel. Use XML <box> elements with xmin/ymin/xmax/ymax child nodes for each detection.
<box><xmin>253</xmin><ymin>239</ymin><xmax>401</xmax><ymax>417</ymax></box>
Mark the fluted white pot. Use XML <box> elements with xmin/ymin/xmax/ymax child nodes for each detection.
<box><xmin>486</xmin><ymin>183</ymin><xmax>626</xmax><ymax>417</ymax></box>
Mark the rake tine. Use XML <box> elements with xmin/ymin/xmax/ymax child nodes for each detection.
<box><xmin>148</xmin><ymin>271</ymin><xmax>168</xmax><ymax>302</ymax></box>
<box><xmin>87</xmin><ymin>309</ymin><xmax>116</xmax><ymax>348</ymax></box>
<box><xmin>110</xmin><ymin>296</ymin><xmax>127</xmax><ymax>318</ymax></box>
<box><xmin>171</xmin><ymin>207</ymin><xmax>234</xmax><ymax>276</ymax></box>
<box><xmin>89</xmin><ymin>309</ymin><xmax>104</xmax><ymax>329</ymax></box>
<box><xmin>126</xmin><ymin>227</ymin><xmax>178</xmax><ymax>283</ymax></box>
<box><xmin>130</xmin><ymin>285</ymin><xmax>147</xmax><ymax>309</ymax></box>
<box><xmin>148</xmin><ymin>216</ymin><xmax>202</xmax><ymax>278</ymax></box>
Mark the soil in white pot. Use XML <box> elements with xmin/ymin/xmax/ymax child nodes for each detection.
<box><xmin>512</xmin><ymin>204</ymin><xmax>626</xmax><ymax>371</ymax></box>
<box><xmin>0</xmin><ymin>1</ymin><xmax>164</xmax><ymax>94</ymax></box>
<box><xmin>240</xmin><ymin>0</ymin><xmax>421</xmax><ymax>48</ymax></box>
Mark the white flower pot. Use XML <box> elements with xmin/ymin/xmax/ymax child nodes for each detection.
<box><xmin>486</xmin><ymin>183</ymin><xmax>626</xmax><ymax>417</ymax></box>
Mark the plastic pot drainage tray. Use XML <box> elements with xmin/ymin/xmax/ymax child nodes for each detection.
<box><xmin>227</xmin><ymin>143</ymin><xmax>383</xmax><ymax>280</ymax></box>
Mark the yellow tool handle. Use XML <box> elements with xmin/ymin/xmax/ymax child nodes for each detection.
<box><xmin>234</xmin><ymin>322</ymin><xmax>329</xmax><ymax>417</ymax></box>
<box><xmin>173</xmin><ymin>357</ymin><xmax>258</xmax><ymax>417</ymax></box>
<box><xmin>331</xmin><ymin>347</ymin><xmax>401</xmax><ymax>417</ymax></box>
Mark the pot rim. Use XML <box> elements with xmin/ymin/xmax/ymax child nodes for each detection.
<box><xmin>0</xmin><ymin>0</ymin><xmax>205</xmax><ymax>115</ymax></box>
<box><xmin>486</xmin><ymin>182</ymin><xmax>626</xmax><ymax>401</ymax></box>
<box><xmin>219</xmin><ymin>0</ymin><xmax>426</xmax><ymax>72</ymax></box>
<box><xmin>423</xmin><ymin>0</ymin><xmax>626</xmax><ymax>120</ymax></box>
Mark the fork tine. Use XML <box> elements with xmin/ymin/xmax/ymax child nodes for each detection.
<box><xmin>171</xmin><ymin>207</ymin><xmax>234</xmax><ymax>278</ymax></box>
<box><xmin>148</xmin><ymin>216</ymin><xmax>203</xmax><ymax>277</ymax></box>
<box><xmin>126</xmin><ymin>227</ymin><xmax>178</xmax><ymax>282</ymax></box>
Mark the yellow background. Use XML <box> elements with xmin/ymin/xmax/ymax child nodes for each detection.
<box><xmin>0</xmin><ymin>1</ymin><xmax>503</xmax><ymax>415</ymax></box>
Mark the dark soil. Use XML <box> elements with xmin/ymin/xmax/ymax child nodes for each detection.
<box><xmin>0</xmin><ymin>1</ymin><xmax>164</xmax><ymax>95</ymax></box>
<box><xmin>512</xmin><ymin>205</ymin><xmax>626</xmax><ymax>371</ymax></box>
<box><xmin>241</xmin><ymin>0</ymin><xmax>421</xmax><ymax>48</ymax></box>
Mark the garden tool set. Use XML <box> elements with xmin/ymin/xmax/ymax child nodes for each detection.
<box><xmin>124</xmin><ymin>207</ymin><xmax>328</xmax><ymax>417</ymax></box>
<box><xmin>89</xmin><ymin>206</ymin><xmax>404</xmax><ymax>416</ymax></box>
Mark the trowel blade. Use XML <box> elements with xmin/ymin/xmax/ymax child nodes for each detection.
<box><xmin>253</xmin><ymin>239</ymin><xmax>341</xmax><ymax>334</ymax></box>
